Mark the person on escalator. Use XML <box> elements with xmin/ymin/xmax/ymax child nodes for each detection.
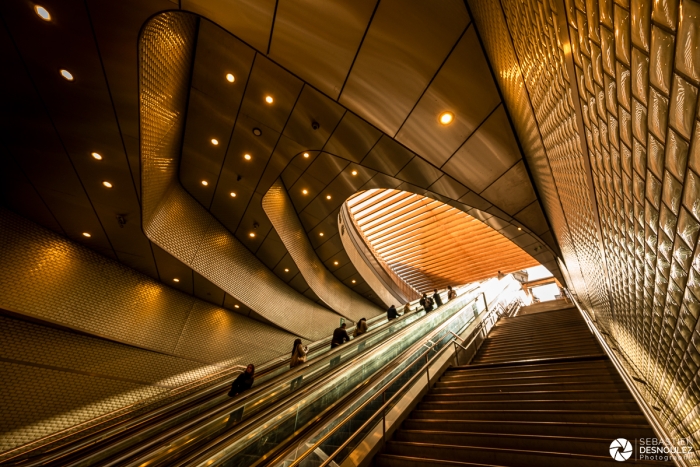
<box><xmin>387</xmin><ymin>304</ymin><xmax>400</xmax><ymax>321</ymax></box>
<box><xmin>353</xmin><ymin>318</ymin><xmax>368</xmax><ymax>337</ymax></box>
<box><xmin>420</xmin><ymin>293</ymin><xmax>433</xmax><ymax>312</ymax></box>
<box><xmin>228</xmin><ymin>363</ymin><xmax>255</xmax><ymax>397</ymax></box>
<box><xmin>447</xmin><ymin>285</ymin><xmax>457</xmax><ymax>301</ymax></box>
<box><xmin>290</xmin><ymin>338</ymin><xmax>308</xmax><ymax>369</ymax></box>
<box><xmin>433</xmin><ymin>289</ymin><xmax>443</xmax><ymax>308</ymax></box>
<box><xmin>403</xmin><ymin>303</ymin><xmax>411</xmax><ymax>315</ymax></box>
<box><xmin>330</xmin><ymin>323</ymin><xmax>350</xmax><ymax>349</ymax></box>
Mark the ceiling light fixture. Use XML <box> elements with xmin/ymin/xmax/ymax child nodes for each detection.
<box><xmin>284</xmin><ymin>268</ymin><xmax>289</xmax><ymax>272</ymax></box>
<box><xmin>230</xmin><ymin>192</ymin><xmax>236</xmax><ymax>197</ymax></box>
<box><xmin>439</xmin><ymin>111</ymin><xmax>454</xmax><ymax>125</ymax></box>
<box><xmin>334</xmin><ymin>261</ymin><xmax>338</xmax><ymax>265</ymax></box>
<box><xmin>249</xmin><ymin>232</ymin><xmax>256</xmax><ymax>238</ymax></box>
<box><xmin>82</xmin><ymin>232</ymin><xmax>91</xmax><ymax>238</ymax></box>
<box><xmin>351</xmin><ymin>170</ymin><xmax>357</xmax><ymax>176</ymax></box>
<box><xmin>326</xmin><ymin>195</ymin><xmax>331</xmax><ymax>200</ymax></box>
<box><xmin>244</xmin><ymin>154</ymin><xmax>251</xmax><ymax>160</ymax></box>
<box><xmin>265</xmin><ymin>95</ymin><xmax>273</xmax><ymax>104</ymax></box>
<box><xmin>352</xmin><ymin>280</ymin><xmax>356</xmax><ymax>284</ymax></box>
<box><xmin>35</xmin><ymin>5</ymin><xmax>51</xmax><ymax>20</ymax></box>
<box><xmin>60</xmin><ymin>69</ymin><xmax>74</xmax><ymax>81</ymax></box>
<box><xmin>302</xmin><ymin>189</ymin><xmax>308</xmax><ymax>195</ymax></box>
<box><xmin>91</xmin><ymin>152</ymin><xmax>102</xmax><ymax>160</ymax></box>
<box><xmin>102</xmin><ymin>181</ymin><xmax>112</xmax><ymax>188</ymax></box>
<box><xmin>226</xmin><ymin>73</ymin><xmax>235</xmax><ymax>83</ymax></box>
<box><xmin>202</xmin><ymin>180</ymin><xmax>209</xmax><ymax>186</ymax></box>
<box><xmin>173</xmin><ymin>278</ymin><xmax>180</xmax><ymax>282</ymax></box>
<box><xmin>319</xmin><ymin>232</ymin><xmax>324</xmax><ymax>237</ymax></box>
<box><xmin>252</xmin><ymin>128</ymin><xmax>262</xmax><ymax>136</ymax></box>
<box><xmin>303</xmin><ymin>152</ymin><xmax>310</xmax><ymax>158</ymax></box>
<box><xmin>517</xmin><ymin>227</ymin><xmax>522</xmax><ymax>231</ymax></box>
<box><xmin>211</xmin><ymin>138</ymin><xmax>219</xmax><ymax>145</ymax></box>
<box><xmin>234</xmin><ymin>304</ymin><xmax>240</xmax><ymax>308</ymax></box>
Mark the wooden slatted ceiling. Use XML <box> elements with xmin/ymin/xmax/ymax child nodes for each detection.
<box><xmin>347</xmin><ymin>189</ymin><xmax>540</xmax><ymax>292</ymax></box>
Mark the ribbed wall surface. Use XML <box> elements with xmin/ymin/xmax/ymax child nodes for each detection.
<box><xmin>470</xmin><ymin>0</ymin><xmax>700</xmax><ymax>456</ymax></box>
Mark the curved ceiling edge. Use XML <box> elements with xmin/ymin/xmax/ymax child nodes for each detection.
<box><xmin>263</xmin><ymin>179</ymin><xmax>382</xmax><ymax>322</ymax></box>
<box><xmin>139</xmin><ymin>12</ymin><xmax>342</xmax><ymax>341</ymax></box>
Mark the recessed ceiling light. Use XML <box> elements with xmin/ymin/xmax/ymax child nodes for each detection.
<box><xmin>201</xmin><ymin>180</ymin><xmax>208</xmax><ymax>186</ymax></box>
<box><xmin>226</xmin><ymin>73</ymin><xmax>235</xmax><ymax>83</ymax></box>
<box><xmin>284</xmin><ymin>268</ymin><xmax>289</xmax><ymax>272</ymax></box>
<box><xmin>326</xmin><ymin>195</ymin><xmax>331</xmax><ymax>200</ymax></box>
<box><xmin>230</xmin><ymin>192</ymin><xmax>236</xmax><ymax>197</ymax></box>
<box><xmin>173</xmin><ymin>278</ymin><xmax>180</xmax><ymax>282</ymax></box>
<box><xmin>244</xmin><ymin>154</ymin><xmax>251</xmax><ymax>160</ymax></box>
<box><xmin>35</xmin><ymin>5</ymin><xmax>51</xmax><ymax>20</ymax></box>
<box><xmin>102</xmin><ymin>181</ymin><xmax>112</xmax><ymax>188</ymax></box>
<box><xmin>517</xmin><ymin>227</ymin><xmax>522</xmax><ymax>231</ymax></box>
<box><xmin>265</xmin><ymin>95</ymin><xmax>273</xmax><ymax>104</ymax></box>
<box><xmin>252</xmin><ymin>128</ymin><xmax>262</xmax><ymax>136</ymax></box>
<box><xmin>319</xmin><ymin>232</ymin><xmax>324</xmax><ymax>237</ymax></box>
<box><xmin>352</xmin><ymin>279</ymin><xmax>356</xmax><ymax>284</ymax></box>
<box><xmin>249</xmin><ymin>232</ymin><xmax>256</xmax><ymax>238</ymax></box>
<box><xmin>334</xmin><ymin>261</ymin><xmax>339</xmax><ymax>265</ymax></box>
<box><xmin>234</xmin><ymin>304</ymin><xmax>240</xmax><ymax>308</ymax></box>
<box><xmin>82</xmin><ymin>232</ymin><xmax>91</xmax><ymax>238</ymax></box>
<box><xmin>60</xmin><ymin>69</ymin><xmax>74</xmax><ymax>81</ymax></box>
<box><xmin>351</xmin><ymin>170</ymin><xmax>357</xmax><ymax>176</ymax></box>
<box><xmin>211</xmin><ymin>138</ymin><xmax>219</xmax><ymax>145</ymax></box>
<box><xmin>439</xmin><ymin>111</ymin><xmax>454</xmax><ymax>125</ymax></box>
<box><xmin>91</xmin><ymin>152</ymin><xmax>102</xmax><ymax>160</ymax></box>
<box><xmin>303</xmin><ymin>152</ymin><xmax>310</xmax><ymax>158</ymax></box>
<box><xmin>302</xmin><ymin>189</ymin><xmax>308</xmax><ymax>195</ymax></box>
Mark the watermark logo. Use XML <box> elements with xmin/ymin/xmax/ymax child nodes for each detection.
<box><xmin>610</xmin><ymin>438</ymin><xmax>633</xmax><ymax>461</ymax></box>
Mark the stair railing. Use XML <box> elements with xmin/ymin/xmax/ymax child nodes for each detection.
<box><xmin>282</xmin><ymin>290</ymin><xmax>520</xmax><ymax>467</ymax></box>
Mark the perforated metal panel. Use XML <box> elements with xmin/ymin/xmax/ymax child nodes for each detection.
<box><xmin>470</xmin><ymin>0</ymin><xmax>700</xmax><ymax>455</ymax></box>
<box><xmin>139</xmin><ymin>12</ymin><xmax>344</xmax><ymax>340</ymax></box>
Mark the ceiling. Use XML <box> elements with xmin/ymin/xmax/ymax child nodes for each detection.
<box><xmin>0</xmin><ymin>0</ymin><xmax>564</xmax><ymax>324</ymax></box>
<box><xmin>346</xmin><ymin>189</ymin><xmax>540</xmax><ymax>291</ymax></box>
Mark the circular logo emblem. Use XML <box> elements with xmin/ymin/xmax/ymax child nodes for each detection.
<box><xmin>610</xmin><ymin>438</ymin><xmax>633</xmax><ymax>461</ymax></box>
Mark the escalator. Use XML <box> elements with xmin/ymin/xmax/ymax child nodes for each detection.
<box><xmin>3</xmin><ymin>284</ymin><xmax>480</xmax><ymax>467</ymax></box>
<box><xmin>161</xmin><ymin>277</ymin><xmax>523</xmax><ymax>467</ymax></box>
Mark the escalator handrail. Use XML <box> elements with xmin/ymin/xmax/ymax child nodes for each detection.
<box><xmin>286</xmin><ymin>296</ymin><xmax>508</xmax><ymax>467</ymax></box>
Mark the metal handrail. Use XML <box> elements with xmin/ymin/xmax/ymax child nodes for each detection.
<box><xmin>285</xmin><ymin>295</ymin><xmax>509</xmax><ymax>467</ymax></box>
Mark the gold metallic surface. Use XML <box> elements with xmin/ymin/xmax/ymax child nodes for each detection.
<box><xmin>346</xmin><ymin>189</ymin><xmax>540</xmax><ymax>292</ymax></box>
<box><xmin>139</xmin><ymin>13</ymin><xmax>343</xmax><ymax>340</ymax></box>
<box><xmin>262</xmin><ymin>180</ymin><xmax>381</xmax><ymax>322</ymax></box>
<box><xmin>470</xmin><ymin>0</ymin><xmax>700</xmax><ymax>454</ymax></box>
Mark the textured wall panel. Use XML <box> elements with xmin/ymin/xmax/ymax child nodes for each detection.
<box><xmin>139</xmin><ymin>12</ymin><xmax>344</xmax><ymax>340</ymax></box>
<box><xmin>262</xmin><ymin>179</ymin><xmax>381</xmax><ymax>322</ymax></box>
<box><xmin>470</xmin><ymin>0</ymin><xmax>700</xmax><ymax>458</ymax></box>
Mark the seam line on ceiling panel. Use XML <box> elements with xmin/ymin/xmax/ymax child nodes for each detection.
<box><xmin>209</xmin><ymin>50</ymin><xmax>256</xmax><ymax>211</ymax></box>
<box><xmin>83</xmin><ymin>0</ymin><xmax>141</xmax><ymax>207</ymax></box>
<box><xmin>336</xmin><ymin>0</ymin><xmax>381</xmax><ymax>100</ymax></box>
<box><xmin>266</xmin><ymin>0</ymin><xmax>280</xmax><ymax>55</ymax></box>
<box><xmin>464</xmin><ymin>0</ymin><xmax>570</xmax><ymax>260</ymax></box>
<box><xmin>0</xmin><ymin>142</ymin><xmax>67</xmax><ymax>236</ymax></box>
<box><xmin>0</xmin><ymin>14</ymin><xmax>118</xmax><ymax>259</ymax></box>
<box><xmin>392</xmin><ymin>22</ymin><xmax>471</xmax><ymax>138</ymax></box>
<box><xmin>438</xmin><ymin>101</ymin><xmax>500</xmax><ymax>171</ymax></box>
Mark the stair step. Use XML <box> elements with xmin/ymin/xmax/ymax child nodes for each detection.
<box><xmin>383</xmin><ymin>442</ymin><xmax>672</xmax><ymax>466</ymax></box>
<box><xmin>402</xmin><ymin>419</ymin><xmax>657</xmax><ymax>439</ymax></box>
<box><xmin>375</xmin><ymin>454</ymin><xmax>497</xmax><ymax>467</ymax></box>
<box><xmin>410</xmin><ymin>409</ymin><xmax>648</xmax><ymax>424</ymax></box>
<box><xmin>437</xmin><ymin>373</ymin><xmax>623</xmax><ymax>386</ymax></box>
<box><xmin>434</xmin><ymin>381</ymin><xmax>629</xmax><ymax>393</ymax></box>
<box><xmin>418</xmin><ymin>399</ymin><xmax>641</xmax><ymax>412</ymax></box>
<box><xmin>442</xmin><ymin>366</ymin><xmax>619</xmax><ymax>380</ymax></box>
<box><xmin>489</xmin><ymin>324</ymin><xmax>589</xmax><ymax>337</ymax></box>
<box><xmin>477</xmin><ymin>339</ymin><xmax>599</xmax><ymax>354</ymax></box>
<box><xmin>472</xmin><ymin>351</ymin><xmax>604</xmax><ymax>364</ymax></box>
<box><xmin>426</xmin><ymin>389</ymin><xmax>633</xmax><ymax>402</ymax></box>
<box><xmin>473</xmin><ymin>347</ymin><xmax>603</xmax><ymax>361</ymax></box>
<box><xmin>446</xmin><ymin>359</ymin><xmax>613</xmax><ymax>376</ymax></box>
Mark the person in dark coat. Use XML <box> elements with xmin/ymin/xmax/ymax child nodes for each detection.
<box><xmin>387</xmin><ymin>304</ymin><xmax>400</xmax><ymax>320</ymax></box>
<box><xmin>331</xmin><ymin>323</ymin><xmax>350</xmax><ymax>348</ymax></box>
<box><xmin>229</xmin><ymin>363</ymin><xmax>255</xmax><ymax>397</ymax></box>
<box><xmin>420</xmin><ymin>293</ymin><xmax>433</xmax><ymax>312</ymax></box>
<box><xmin>433</xmin><ymin>289</ymin><xmax>443</xmax><ymax>308</ymax></box>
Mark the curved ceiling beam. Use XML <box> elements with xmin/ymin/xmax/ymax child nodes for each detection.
<box><xmin>140</xmin><ymin>12</ymin><xmax>344</xmax><ymax>341</ymax></box>
<box><xmin>263</xmin><ymin>179</ymin><xmax>382</xmax><ymax>321</ymax></box>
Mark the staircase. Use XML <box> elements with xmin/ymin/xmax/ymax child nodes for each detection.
<box><xmin>375</xmin><ymin>301</ymin><xmax>672</xmax><ymax>466</ymax></box>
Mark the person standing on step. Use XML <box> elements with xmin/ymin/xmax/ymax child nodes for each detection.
<box><xmin>353</xmin><ymin>317</ymin><xmax>368</xmax><ymax>337</ymax></box>
<box><xmin>331</xmin><ymin>323</ymin><xmax>350</xmax><ymax>349</ymax></box>
<box><xmin>432</xmin><ymin>289</ymin><xmax>443</xmax><ymax>308</ymax></box>
<box><xmin>420</xmin><ymin>293</ymin><xmax>433</xmax><ymax>312</ymax></box>
<box><xmin>290</xmin><ymin>338</ymin><xmax>308</xmax><ymax>369</ymax></box>
<box><xmin>447</xmin><ymin>285</ymin><xmax>457</xmax><ymax>301</ymax></box>
<box><xmin>387</xmin><ymin>304</ymin><xmax>400</xmax><ymax>321</ymax></box>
